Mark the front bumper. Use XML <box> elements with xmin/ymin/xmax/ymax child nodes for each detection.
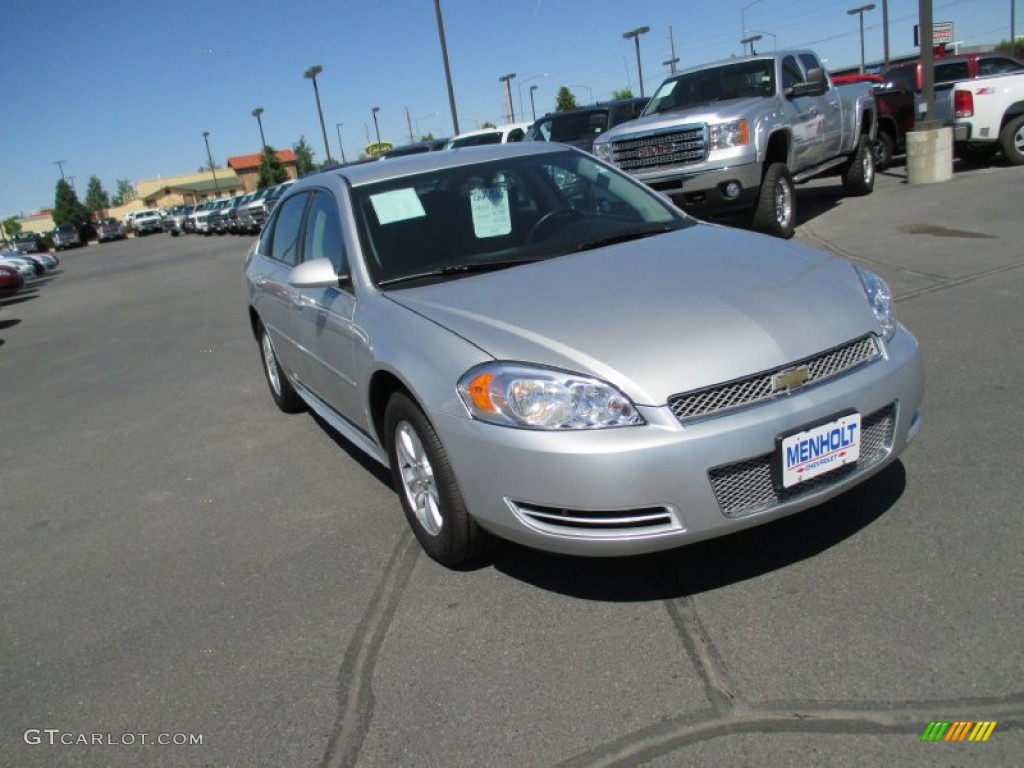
<box><xmin>430</xmin><ymin>326</ymin><xmax>923</xmax><ymax>557</ymax></box>
<box><xmin>635</xmin><ymin>160</ymin><xmax>763</xmax><ymax>214</ymax></box>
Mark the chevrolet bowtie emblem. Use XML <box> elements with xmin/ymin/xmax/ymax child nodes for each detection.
<box><xmin>773</xmin><ymin>365</ymin><xmax>811</xmax><ymax>392</ymax></box>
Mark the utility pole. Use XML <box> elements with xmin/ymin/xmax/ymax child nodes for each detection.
<box><xmin>664</xmin><ymin>25</ymin><xmax>680</xmax><ymax>74</ymax></box>
<box><xmin>499</xmin><ymin>73</ymin><xmax>517</xmax><ymax>122</ymax></box>
<box><xmin>434</xmin><ymin>0</ymin><xmax>460</xmax><ymax>136</ymax></box>
<box><xmin>54</xmin><ymin>160</ymin><xmax>66</xmax><ymax>181</ymax></box>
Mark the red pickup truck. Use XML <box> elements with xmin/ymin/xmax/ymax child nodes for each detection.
<box><xmin>869</xmin><ymin>52</ymin><xmax>1024</xmax><ymax>167</ymax></box>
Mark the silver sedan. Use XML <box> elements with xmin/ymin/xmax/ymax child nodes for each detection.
<box><xmin>244</xmin><ymin>143</ymin><xmax>923</xmax><ymax>566</ymax></box>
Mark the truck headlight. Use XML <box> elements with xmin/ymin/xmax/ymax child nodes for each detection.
<box><xmin>593</xmin><ymin>141</ymin><xmax>613</xmax><ymax>163</ymax></box>
<box><xmin>709</xmin><ymin>119</ymin><xmax>750</xmax><ymax>150</ymax></box>
<box><xmin>458</xmin><ymin>363</ymin><xmax>643</xmax><ymax>430</ymax></box>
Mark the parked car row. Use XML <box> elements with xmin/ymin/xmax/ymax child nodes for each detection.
<box><xmin>184</xmin><ymin>181</ymin><xmax>295</xmax><ymax>237</ymax></box>
<box><xmin>0</xmin><ymin>248</ymin><xmax>60</xmax><ymax>300</ymax></box>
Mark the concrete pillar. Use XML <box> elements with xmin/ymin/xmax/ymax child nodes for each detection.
<box><xmin>906</xmin><ymin>127</ymin><xmax>953</xmax><ymax>184</ymax></box>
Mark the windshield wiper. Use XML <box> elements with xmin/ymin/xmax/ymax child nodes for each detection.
<box><xmin>572</xmin><ymin>225</ymin><xmax>674</xmax><ymax>253</ymax></box>
<box><xmin>378</xmin><ymin>259</ymin><xmax>541</xmax><ymax>287</ymax></box>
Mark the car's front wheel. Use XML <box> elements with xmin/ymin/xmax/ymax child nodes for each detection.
<box><xmin>385</xmin><ymin>393</ymin><xmax>494</xmax><ymax>566</ymax></box>
<box><xmin>998</xmin><ymin>114</ymin><xmax>1024</xmax><ymax>165</ymax></box>
<box><xmin>257</xmin><ymin>321</ymin><xmax>303</xmax><ymax>413</ymax></box>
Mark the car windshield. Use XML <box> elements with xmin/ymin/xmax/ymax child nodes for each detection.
<box><xmin>526</xmin><ymin>111</ymin><xmax>608</xmax><ymax>144</ymax></box>
<box><xmin>645</xmin><ymin>60</ymin><xmax>775</xmax><ymax>114</ymax></box>
<box><xmin>352</xmin><ymin>149</ymin><xmax>692</xmax><ymax>287</ymax></box>
<box><xmin>448</xmin><ymin>132</ymin><xmax>502</xmax><ymax>148</ymax></box>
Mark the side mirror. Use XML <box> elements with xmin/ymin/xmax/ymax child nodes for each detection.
<box><xmin>786</xmin><ymin>67</ymin><xmax>827</xmax><ymax>98</ymax></box>
<box><xmin>288</xmin><ymin>257</ymin><xmax>349</xmax><ymax>289</ymax></box>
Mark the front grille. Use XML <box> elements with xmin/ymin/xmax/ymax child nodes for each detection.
<box><xmin>669</xmin><ymin>335</ymin><xmax>882</xmax><ymax>423</ymax></box>
<box><xmin>507</xmin><ymin>500</ymin><xmax>682</xmax><ymax>538</ymax></box>
<box><xmin>612</xmin><ymin>126</ymin><xmax>706</xmax><ymax>171</ymax></box>
<box><xmin>708</xmin><ymin>404</ymin><xmax>896</xmax><ymax>519</ymax></box>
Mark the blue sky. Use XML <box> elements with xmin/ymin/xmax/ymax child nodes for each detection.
<box><xmin>1</xmin><ymin>0</ymin><xmax>1015</xmax><ymax>218</ymax></box>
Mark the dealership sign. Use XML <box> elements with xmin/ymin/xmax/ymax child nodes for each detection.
<box><xmin>914</xmin><ymin>22</ymin><xmax>954</xmax><ymax>46</ymax></box>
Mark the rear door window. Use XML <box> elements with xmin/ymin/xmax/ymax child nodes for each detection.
<box><xmin>267</xmin><ymin>193</ymin><xmax>309</xmax><ymax>266</ymax></box>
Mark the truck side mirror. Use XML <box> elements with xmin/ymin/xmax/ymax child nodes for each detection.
<box><xmin>786</xmin><ymin>67</ymin><xmax>827</xmax><ymax>98</ymax></box>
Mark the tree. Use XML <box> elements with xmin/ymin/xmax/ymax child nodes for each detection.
<box><xmin>256</xmin><ymin>145</ymin><xmax>290</xmax><ymax>189</ymax></box>
<box><xmin>481</xmin><ymin>121</ymin><xmax>497</xmax><ymax>129</ymax></box>
<box><xmin>293</xmin><ymin>136</ymin><xmax>316</xmax><ymax>176</ymax></box>
<box><xmin>111</xmin><ymin>178</ymin><xmax>136</xmax><ymax>207</ymax></box>
<box><xmin>84</xmin><ymin>176</ymin><xmax>110</xmax><ymax>216</ymax></box>
<box><xmin>1</xmin><ymin>216</ymin><xmax>21</xmax><ymax>244</ymax></box>
<box><xmin>53</xmin><ymin>179</ymin><xmax>90</xmax><ymax>227</ymax></box>
<box><xmin>420</xmin><ymin>132</ymin><xmax>436</xmax><ymax>142</ymax></box>
<box><xmin>197</xmin><ymin>159</ymin><xmax>222</xmax><ymax>173</ymax></box>
<box><xmin>612</xmin><ymin>88</ymin><xmax>634</xmax><ymax>99</ymax></box>
<box><xmin>556</xmin><ymin>86</ymin><xmax>578</xmax><ymax>111</ymax></box>
<box><xmin>995</xmin><ymin>38</ymin><xmax>1024</xmax><ymax>58</ymax></box>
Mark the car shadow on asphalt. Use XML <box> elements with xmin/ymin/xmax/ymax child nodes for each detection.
<box><xmin>0</xmin><ymin>318</ymin><xmax>22</xmax><ymax>330</ymax></box>
<box><xmin>0</xmin><ymin>293</ymin><xmax>40</xmax><ymax>308</ymax></box>
<box><xmin>489</xmin><ymin>461</ymin><xmax>907</xmax><ymax>600</ymax></box>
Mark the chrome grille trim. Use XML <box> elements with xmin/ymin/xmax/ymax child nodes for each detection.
<box><xmin>669</xmin><ymin>334</ymin><xmax>882</xmax><ymax>423</ymax></box>
<box><xmin>506</xmin><ymin>500</ymin><xmax>683</xmax><ymax>538</ymax></box>
<box><xmin>708</xmin><ymin>404</ymin><xmax>896</xmax><ymax>519</ymax></box>
<box><xmin>612</xmin><ymin>126</ymin><xmax>707</xmax><ymax>171</ymax></box>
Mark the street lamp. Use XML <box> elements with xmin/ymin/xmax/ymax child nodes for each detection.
<box><xmin>53</xmin><ymin>160</ymin><xmax>67</xmax><ymax>181</ymax></box>
<box><xmin>529</xmin><ymin>85</ymin><xmax>539</xmax><ymax>120</ymax></box>
<box><xmin>252</xmin><ymin>107</ymin><xmax>266</xmax><ymax>150</ymax></box>
<box><xmin>202</xmin><ymin>131</ymin><xmax>221</xmax><ymax>197</ymax></box>
<box><xmin>371</xmin><ymin>107</ymin><xmax>381</xmax><ymax>146</ymax></box>
<box><xmin>498</xmin><ymin>73</ymin><xmax>516</xmax><ymax>123</ymax></box>
<box><xmin>335</xmin><ymin>123</ymin><xmax>347</xmax><ymax>165</ymax></box>
<box><xmin>747</xmin><ymin>30</ymin><xmax>778</xmax><ymax>51</ymax></box>
<box><xmin>303</xmin><ymin>65</ymin><xmax>334</xmax><ymax>166</ymax></box>
<box><xmin>434</xmin><ymin>0</ymin><xmax>460</xmax><ymax>136</ymax></box>
<box><xmin>847</xmin><ymin>3</ymin><xmax>876</xmax><ymax>74</ymax></box>
<box><xmin>741</xmin><ymin>0</ymin><xmax>765</xmax><ymax>51</ymax></box>
<box><xmin>740</xmin><ymin>34</ymin><xmax>763</xmax><ymax>55</ymax></box>
<box><xmin>622</xmin><ymin>26</ymin><xmax>651</xmax><ymax>97</ymax></box>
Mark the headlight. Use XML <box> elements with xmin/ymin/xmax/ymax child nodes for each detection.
<box><xmin>592</xmin><ymin>141</ymin><xmax>613</xmax><ymax>163</ymax></box>
<box><xmin>458</xmin><ymin>363</ymin><xmax>643</xmax><ymax>430</ymax></box>
<box><xmin>854</xmin><ymin>266</ymin><xmax>895</xmax><ymax>341</ymax></box>
<box><xmin>708</xmin><ymin>119</ymin><xmax>749</xmax><ymax>151</ymax></box>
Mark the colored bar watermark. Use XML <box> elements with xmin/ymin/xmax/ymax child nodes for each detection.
<box><xmin>921</xmin><ymin>721</ymin><xmax>997</xmax><ymax>742</ymax></box>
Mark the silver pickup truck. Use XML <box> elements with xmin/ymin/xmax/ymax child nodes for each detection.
<box><xmin>594</xmin><ymin>51</ymin><xmax>877</xmax><ymax>238</ymax></box>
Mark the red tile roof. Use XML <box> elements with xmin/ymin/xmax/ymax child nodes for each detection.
<box><xmin>227</xmin><ymin>149</ymin><xmax>297</xmax><ymax>170</ymax></box>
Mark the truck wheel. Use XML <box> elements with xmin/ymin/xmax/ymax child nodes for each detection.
<box><xmin>998</xmin><ymin>115</ymin><xmax>1024</xmax><ymax>165</ymax></box>
<box><xmin>872</xmin><ymin>131</ymin><xmax>895</xmax><ymax>170</ymax></box>
<box><xmin>752</xmin><ymin>163</ymin><xmax>795</xmax><ymax>239</ymax></box>
<box><xmin>843</xmin><ymin>136</ymin><xmax>875</xmax><ymax>196</ymax></box>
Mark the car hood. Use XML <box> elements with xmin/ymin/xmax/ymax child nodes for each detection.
<box><xmin>384</xmin><ymin>224</ymin><xmax>881</xmax><ymax>405</ymax></box>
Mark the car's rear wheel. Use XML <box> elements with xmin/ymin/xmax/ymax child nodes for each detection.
<box><xmin>998</xmin><ymin>115</ymin><xmax>1024</xmax><ymax>165</ymax></box>
<box><xmin>752</xmin><ymin>162</ymin><xmax>796</xmax><ymax>239</ymax></box>
<box><xmin>843</xmin><ymin>136</ymin><xmax>875</xmax><ymax>196</ymax></box>
<box><xmin>257</xmin><ymin>321</ymin><xmax>303</xmax><ymax>413</ymax></box>
<box><xmin>872</xmin><ymin>130</ymin><xmax>895</xmax><ymax>170</ymax></box>
<box><xmin>385</xmin><ymin>393</ymin><xmax>494</xmax><ymax>566</ymax></box>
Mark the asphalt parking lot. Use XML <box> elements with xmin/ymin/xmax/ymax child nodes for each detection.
<box><xmin>2</xmin><ymin>160</ymin><xmax>1022</xmax><ymax>767</ymax></box>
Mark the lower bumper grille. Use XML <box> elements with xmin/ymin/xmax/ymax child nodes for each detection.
<box><xmin>507</xmin><ymin>500</ymin><xmax>682</xmax><ymax>538</ymax></box>
<box><xmin>708</xmin><ymin>404</ymin><xmax>896</xmax><ymax>519</ymax></box>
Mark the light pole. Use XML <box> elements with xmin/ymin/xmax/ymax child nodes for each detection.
<box><xmin>252</xmin><ymin>107</ymin><xmax>266</xmax><ymax>150</ymax></box>
<box><xmin>848</xmin><ymin>4</ymin><xmax>876</xmax><ymax>74</ymax></box>
<box><xmin>529</xmin><ymin>85</ymin><xmax>539</xmax><ymax>120</ymax></box>
<box><xmin>741</xmin><ymin>0</ymin><xmax>764</xmax><ymax>52</ymax></box>
<box><xmin>202</xmin><ymin>131</ymin><xmax>221</xmax><ymax>197</ymax></box>
<box><xmin>747</xmin><ymin>30</ymin><xmax>777</xmax><ymax>50</ymax></box>
<box><xmin>304</xmin><ymin>65</ymin><xmax>334</xmax><ymax>166</ymax></box>
<box><xmin>335</xmin><ymin>123</ymin><xmax>347</xmax><ymax>164</ymax></box>
<box><xmin>498</xmin><ymin>73</ymin><xmax>517</xmax><ymax>122</ymax></box>
<box><xmin>740</xmin><ymin>34</ymin><xmax>764</xmax><ymax>54</ymax></box>
<box><xmin>623</xmin><ymin>26</ymin><xmax>651</xmax><ymax>97</ymax></box>
<box><xmin>371</xmin><ymin>107</ymin><xmax>381</xmax><ymax>146</ymax></box>
<box><xmin>434</xmin><ymin>0</ymin><xmax>460</xmax><ymax>136</ymax></box>
<box><xmin>53</xmin><ymin>160</ymin><xmax>66</xmax><ymax>181</ymax></box>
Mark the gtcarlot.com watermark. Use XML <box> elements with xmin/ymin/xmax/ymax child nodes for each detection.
<box><xmin>24</xmin><ymin>728</ymin><xmax>203</xmax><ymax>747</ymax></box>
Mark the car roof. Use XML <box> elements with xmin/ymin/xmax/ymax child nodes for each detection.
<box><xmin>292</xmin><ymin>142</ymin><xmax>575</xmax><ymax>189</ymax></box>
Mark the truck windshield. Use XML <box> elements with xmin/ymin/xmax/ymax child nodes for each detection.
<box><xmin>645</xmin><ymin>60</ymin><xmax>775</xmax><ymax>114</ymax></box>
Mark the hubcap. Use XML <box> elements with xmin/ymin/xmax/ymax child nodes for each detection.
<box><xmin>774</xmin><ymin>178</ymin><xmax>793</xmax><ymax>227</ymax></box>
<box><xmin>1014</xmin><ymin>124</ymin><xmax>1024</xmax><ymax>155</ymax></box>
<box><xmin>261</xmin><ymin>332</ymin><xmax>281</xmax><ymax>395</ymax></box>
<box><xmin>395</xmin><ymin>422</ymin><xmax>442</xmax><ymax>536</ymax></box>
<box><xmin>862</xmin><ymin>150</ymin><xmax>874</xmax><ymax>185</ymax></box>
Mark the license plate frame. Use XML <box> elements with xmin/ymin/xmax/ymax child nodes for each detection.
<box><xmin>773</xmin><ymin>410</ymin><xmax>861</xmax><ymax>489</ymax></box>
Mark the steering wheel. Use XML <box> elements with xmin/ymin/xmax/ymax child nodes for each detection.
<box><xmin>526</xmin><ymin>208</ymin><xmax>584</xmax><ymax>243</ymax></box>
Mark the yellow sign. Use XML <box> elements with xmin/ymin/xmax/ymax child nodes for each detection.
<box><xmin>365</xmin><ymin>142</ymin><xmax>393</xmax><ymax>157</ymax></box>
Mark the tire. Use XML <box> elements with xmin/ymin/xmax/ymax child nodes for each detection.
<box><xmin>752</xmin><ymin>162</ymin><xmax>796</xmax><ymax>239</ymax></box>
<box><xmin>872</xmin><ymin>130</ymin><xmax>895</xmax><ymax>170</ymax></box>
<box><xmin>256</xmin><ymin>321</ymin><xmax>304</xmax><ymax>413</ymax></box>
<box><xmin>998</xmin><ymin>114</ymin><xmax>1024</xmax><ymax>165</ymax></box>
<box><xmin>385</xmin><ymin>393</ymin><xmax>495</xmax><ymax>566</ymax></box>
<box><xmin>843</xmin><ymin>136</ymin><xmax>875</xmax><ymax>196</ymax></box>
